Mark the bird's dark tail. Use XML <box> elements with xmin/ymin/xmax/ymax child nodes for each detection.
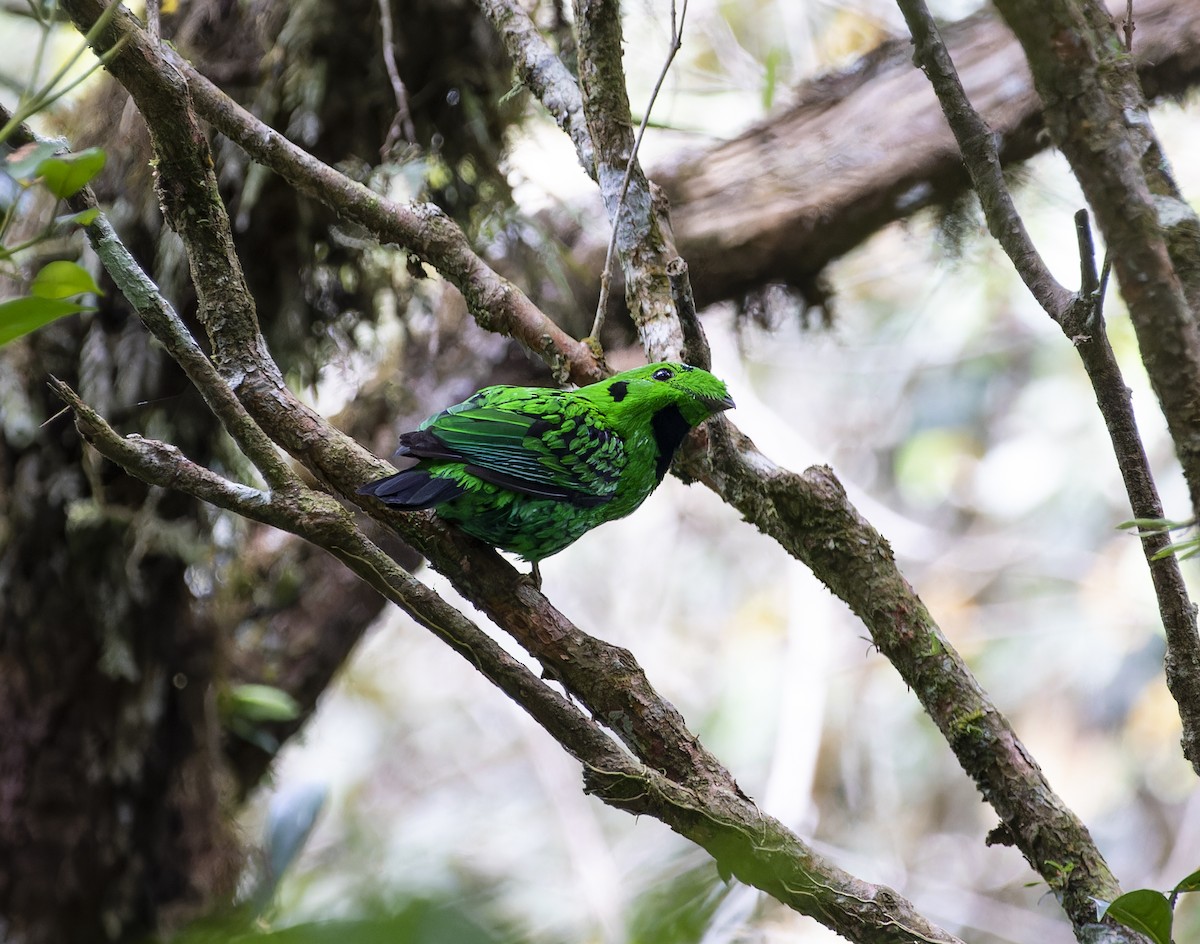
<box><xmin>356</xmin><ymin>469</ymin><xmax>466</xmax><ymax>509</ymax></box>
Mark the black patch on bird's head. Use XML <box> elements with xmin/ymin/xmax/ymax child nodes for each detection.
<box><xmin>608</xmin><ymin>380</ymin><xmax>629</xmax><ymax>402</ymax></box>
<box><xmin>650</xmin><ymin>403</ymin><xmax>691</xmax><ymax>481</ymax></box>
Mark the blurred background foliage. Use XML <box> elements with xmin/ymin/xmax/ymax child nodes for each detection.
<box><xmin>3</xmin><ymin>0</ymin><xmax>1199</xmax><ymax>941</ymax></box>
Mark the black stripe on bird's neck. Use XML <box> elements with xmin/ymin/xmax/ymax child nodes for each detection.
<box><xmin>650</xmin><ymin>404</ymin><xmax>691</xmax><ymax>481</ymax></box>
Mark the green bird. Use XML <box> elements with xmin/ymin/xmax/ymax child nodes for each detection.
<box><xmin>357</xmin><ymin>361</ymin><xmax>734</xmax><ymax>585</ymax></box>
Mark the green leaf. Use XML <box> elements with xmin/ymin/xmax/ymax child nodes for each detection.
<box><xmin>1115</xmin><ymin>517</ymin><xmax>1190</xmax><ymax>532</ymax></box>
<box><xmin>30</xmin><ymin>260</ymin><xmax>102</xmax><ymax>299</ymax></box>
<box><xmin>1152</xmin><ymin>537</ymin><xmax>1200</xmax><ymax>561</ymax></box>
<box><xmin>1173</xmin><ymin>868</ymin><xmax>1200</xmax><ymax>895</ymax></box>
<box><xmin>54</xmin><ymin>207</ymin><xmax>100</xmax><ymax>228</ymax></box>
<box><xmin>1100</xmin><ymin>889</ymin><xmax>1173</xmax><ymax>944</ymax></box>
<box><xmin>224</xmin><ymin>683</ymin><xmax>301</xmax><ymax>723</ymax></box>
<box><xmin>762</xmin><ymin>48</ymin><xmax>782</xmax><ymax>113</ymax></box>
<box><xmin>34</xmin><ymin>147</ymin><xmax>106</xmax><ymax>198</ymax></box>
<box><xmin>0</xmin><ymin>295</ymin><xmax>92</xmax><ymax>345</ymax></box>
<box><xmin>3</xmin><ymin>141</ymin><xmax>59</xmax><ymax>182</ymax></box>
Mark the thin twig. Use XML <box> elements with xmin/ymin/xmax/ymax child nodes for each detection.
<box><xmin>898</xmin><ymin>0</ymin><xmax>1072</xmax><ymax>317</ymax></box>
<box><xmin>590</xmin><ymin>0</ymin><xmax>687</xmax><ymax>342</ymax></box>
<box><xmin>1071</xmin><ymin>213</ymin><xmax>1200</xmax><ymax>776</ymax></box>
<box><xmin>377</xmin><ymin>0</ymin><xmax>416</xmax><ymax>154</ymax></box>
<box><xmin>996</xmin><ymin>0</ymin><xmax>1200</xmax><ymax>531</ymax></box>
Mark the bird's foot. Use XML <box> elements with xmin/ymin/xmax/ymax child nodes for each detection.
<box><xmin>515</xmin><ymin>562</ymin><xmax>543</xmax><ymax>590</ymax></box>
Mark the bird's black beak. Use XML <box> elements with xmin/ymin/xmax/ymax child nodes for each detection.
<box><xmin>702</xmin><ymin>393</ymin><xmax>736</xmax><ymax>412</ymax></box>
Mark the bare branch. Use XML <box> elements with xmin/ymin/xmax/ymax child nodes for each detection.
<box><xmin>995</xmin><ymin>0</ymin><xmax>1200</xmax><ymax>527</ymax></box>
<box><xmin>377</xmin><ymin>0</ymin><xmax>416</xmax><ymax>152</ymax></box>
<box><xmin>475</xmin><ymin>0</ymin><xmax>593</xmax><ymax>171</ymax></box>
<box><xmin>51</xmin><ymin>377</ymin><xmax>276</xmax><ymax>519</ymax></box>
<box><xmin>895</xmin><ymin>0</ymin><xmax>1200</xmax><ymax>923</ymax></box>
<box><xmin>899</xmin><ymin>0</ymin><xmax>1200</xmax><ymax>779</ymax></box>
<box><xmin>683</xmin><ymin>425</ymin><xmax>1138</xmax><ymax>939</ymax></box>
<box><xmin>898</xmin><ymin>0</ymin><xmax>1073</xmax><ymax>317</ymax></box>
<box><xmin>669</xmin><ymin>256</ymin><xmax>709</xmax><ymax>370</ymax></box>
<box><xmin>1068</xmin><ymin>214</ymin><xmax>1200</xmax><ymax>776</ymax></box>
<box><xmin>183</xmin><ymin>59</ymin><xmax>600</xmax><ymax>386</ymax></box>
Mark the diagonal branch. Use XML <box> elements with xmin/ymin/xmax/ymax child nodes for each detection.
<box><xmin>993</xmin><ymin>0</ymin><xmax>1200</xmax><ymax>529</ymax></box>
<box><xmin>522</xmin><ymin>3</ymin><xmax>1150</xmax><ymax>940</ymax></box>
<box><xmin>898</xmin><ymin>0</ymin><xmax>1072</xmax><ymax>316</ymax></box>
<box><xmin>180</xmin><ymin>60</ymin><xmax>599</xmax><ymax>388</ymax></box>
<box><xmin>687</xmin><ymin>424</ymin><xmax>1134</xmax><ymax>940</ymax></box>
<box><xmin>898</xmin><ymin>0</ymin><xmax>1200</xmax><ymax>779</ymax></box>
<box><xmin>475</xmin><ymin>0</ymin><xmax>592</xmax><ymax>172</ymax></box>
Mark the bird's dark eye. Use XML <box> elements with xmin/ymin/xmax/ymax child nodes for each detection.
<box><xmin>652</xmin><ymin>367</ymin><xmax>674</xmax><ymax>381</ymax></box>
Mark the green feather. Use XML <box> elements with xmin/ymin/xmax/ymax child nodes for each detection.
<box><xmin>358</xmin><ymin>362</ymin><xmax>734</xmax><ymax>567</ymax></box>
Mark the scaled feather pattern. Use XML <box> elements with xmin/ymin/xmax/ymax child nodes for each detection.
<box><xmin>358</xmin><ymin>362</ymin><xmax>735</xmax><ymax>564</ymax></box>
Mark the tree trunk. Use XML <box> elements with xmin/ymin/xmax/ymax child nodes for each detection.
<box><xmin>0</xmin><ymin>0</ymin><xmax>518</xmax><ymax>939</ymax></box>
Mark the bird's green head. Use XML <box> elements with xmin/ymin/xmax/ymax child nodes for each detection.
<box><xmin>585</xmin><ymin>362</ymin><xmax>735</xmax><ymax>427</ymax></box>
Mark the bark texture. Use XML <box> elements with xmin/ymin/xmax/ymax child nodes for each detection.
<box><xmin>547</xmin><ymin>0</ymin><xmax>1200</xmax><ymax>331</ymax></box>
